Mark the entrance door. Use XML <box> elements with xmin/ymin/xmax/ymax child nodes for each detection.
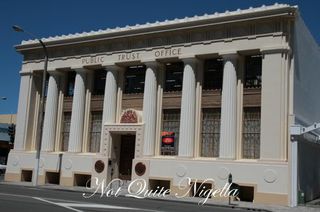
<box><xmin>119</xmin><ymin>135</ymin><xmax>135</xmax><ymax>180</ymax></box>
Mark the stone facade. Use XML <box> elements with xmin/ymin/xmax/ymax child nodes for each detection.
<box><xmin>5</xmin><ymin>4</ymin><xmax>320</xmax><ymax>207</ymax></box>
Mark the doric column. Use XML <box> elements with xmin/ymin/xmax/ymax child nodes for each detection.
<box><xmin>68</xmin><ymin>68</ymin><xmax>87</xmax><ymax>152</ymax></box>
<box><xmin>219</xmin><ymin>53</ymin><xmax>238</xmax><ymax>159</ymax></box>
<box><xmin>100</xmin><ymin>65</ymin><xmax>119</xmax><ymax>153</ymax></box>
<box><xmin>102</xmin><ymin>66</ymin><xmax>118</xmax><ymax>124</ymax></box>
<box><xmin>41</xmin><ymin>72</ymin><xmax>60</xmax><ymax>151</ymax></box>
<box><xmin>14</xmin><ymin>73</ymin><xmax>32</xmax><ymax>151</ymax></box>
<box><xmin>178</xmin><ymin>58</ymin><xmax>197</xmax><ymax>157</ymax></box>
<box><xmin>142</xmin><ymin>62</ymin><xmax>158</xmax><ymax>156</ymax></box>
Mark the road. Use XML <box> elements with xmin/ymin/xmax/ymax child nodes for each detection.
<box><xmin>0</xmin><ymin>184</ymin><xmax>257</xmax><ymax>212</ymax></box>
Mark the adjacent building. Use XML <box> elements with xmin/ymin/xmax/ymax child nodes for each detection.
<box><xmin>0</xmin><ymin>114</ymin><xmax>16</xmax><ymax>164</ymax></box>
<box><xmin>5</xmin><ymin>4</ymin><xmax>320</xmax><ymax>206</ymax></box>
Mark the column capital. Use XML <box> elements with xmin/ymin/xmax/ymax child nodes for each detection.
<box><xmin>180</xmin><ymin>57</ymin><xmax>199</xmax><ymax>65</ymax></box>
<box><xmin>72</xmin><ymin>67</ymin><xmax>88</xmax><ymax>73</ymax></box>
<box><xmin>219</xmin><ymin>51</ymin><xmax>238</xmax><ymax>60</ymax></box>
<box><xmin>104</xmin><ymin>64</ymin><xmax>124</xmax><ymax>72</ymax></box>
<box><xmin>47</xmin><ymin>70</ymin><xmax>64</xmax><ymax>77</ymax></box>
<box><xmin>142</xmin><ymin>60</ymin><xmax>161</xmax><ymax>69</ymax></box>
<box><xmin>260</xmin><ymin>45</ymin><xmax>290</xmax><ymax>55</ymax></box>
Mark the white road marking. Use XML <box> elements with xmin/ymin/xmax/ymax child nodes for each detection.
<box><xmin>0</xmin><ymin>192</ymin><xmax>30</xmax><ymax>198</ymax></box>
<box><xmin>0</xmin><ymin>192</ymin><xmax>80</xmax><ymax>203</ymax></box>
<box><xmin>34</xmin><ymin>197</ymin><xmax>84</xmax><ymax>212</ymax></box>
<box><xmin>0</xmin><ymin>192</ymin><xmax>163</xmax><ymax>212</ymax></box>
<box><xmin>59</xmin><ymin>202</ymin><xmax>141</xmax><ymax>210</ymax></box>
<box><xmin>35</xmin><ymin>197</ymin><xmax>163</xmax><ymax>212</ymax></box>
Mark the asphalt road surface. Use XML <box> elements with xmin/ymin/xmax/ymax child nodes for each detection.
<box><xmin>0</xmin><ymin>183</ymin><xmax>261</xmax><ymax>212</ymax></box>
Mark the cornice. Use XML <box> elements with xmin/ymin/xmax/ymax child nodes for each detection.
<box><xmin>15</xmin><ymin>3</ymin><xmax>297</xmax><ymax>51</ymax></box>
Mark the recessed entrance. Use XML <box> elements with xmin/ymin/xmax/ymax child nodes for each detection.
<box><xmin>119</xmin><ymin>134</ymin><xmax>135</xmax><ymax>180</ymax></box>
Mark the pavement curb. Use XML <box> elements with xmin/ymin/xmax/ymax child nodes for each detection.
<box><xmin>0</xmin><ymin>181</ymin><xmax>273</xmax><ymax>211</ymax></box>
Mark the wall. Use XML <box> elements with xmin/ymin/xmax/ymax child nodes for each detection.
<box><xmin>298</xmin><ymin>138</ymin><xmax>320</xmax><ymax>202</ymax></box>
<box><xmin>293</xmin><ymin>13</ymin><xmax>320</xmax><ymax>203</ymax></box>
<box><xmin>260</xmin><ymin>52</ymin><xmax>288</xmax><ymax>161</ymax></box>
<box><xmin>146</xmin><ymin>158</ymin><xmax>289</xmax><ymax>205</ymax></box>
<box><xmin>293</xmin><ymin>14</ymin><xmax>320</xmax><ymax>125</ymax></box>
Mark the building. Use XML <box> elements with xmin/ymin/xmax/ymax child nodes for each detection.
<box><xmin>5</xmin><ymin>3</ymin><xmax>320</xmax><ymax>206</ymax></box>
<box><xmin>0</xmin><ymin>115</ymin><xmax>16</xmax><ymax>164</ymax></box>
<box><xmin>0</xmin><ymin>114</ymin><xmax>16</xmax><ymax>124</ymax></box>
<box><xmin>0</xmin><ymin>124</ymin><xmax>12</xmax><ymax>165</ymax></box>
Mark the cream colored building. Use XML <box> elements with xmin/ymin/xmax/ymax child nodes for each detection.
<box><xmin>5</xmin><ymin>4</ymin><xmax>320</xmax><ymax>206</ymax></box>
<box><xmin>0</xmin><ymin>114</ymin><xmax>16</xmax><ymax>124</ymax></box>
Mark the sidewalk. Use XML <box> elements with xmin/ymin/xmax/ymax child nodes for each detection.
<box><xmin>0</xmin><ymin>180</ymin><xmax>319</xmax><ymax>212</ymax></box>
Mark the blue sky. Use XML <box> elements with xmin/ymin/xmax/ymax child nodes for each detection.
<box><xmin>0</xmin><ymin>0</ymin><xmax>319</xmax><ymax>114</ymax></box>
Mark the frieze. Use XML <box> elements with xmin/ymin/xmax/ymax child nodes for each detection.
<box><xmin>82</xmin><ymin>56</ymin><xmax>105</xmax><ymax>65</ymax></box>
<box><xmin>79</xmin><ymin>47</ymin><xmax>183</xmax><ymax>65</ymax></box>
<box><xmin>23</xmin><ymin>20</ymin><xmax>280</xmax><ymax>61</ymax></box>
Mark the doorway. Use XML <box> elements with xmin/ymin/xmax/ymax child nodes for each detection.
<box><xmin>119</xmin><ymin>134</ymin><xmax>135</xmax><ymax>180</ymax></box>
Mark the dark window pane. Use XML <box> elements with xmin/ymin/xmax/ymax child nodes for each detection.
<box><xmin>161</xmin><ymin>109</ymin><xmax>180</xmax><ymax>155</ymax></box>
<box><xmin>164</xmin><ymin>62</ymin><xmax>184</xmax><ymax>92</ymax></box>
<box><xmin>66</xmin><ymin>72</ymin><xmax>76</xmax><ymax>96</ymax></box>
<box><xmin>93</xmin><ymin>69</ymin><xmax>106</xmax><ymax>95</ymax></box>
<box><xmin>124</xmin><ymin>65</ymin><xmax>146</xmax><ymax>94</ymax></box>
<box><xmin>242</xmin><ymin>107</ymin><xmax>261</xmax><ymax>159</ymax></box>
<box><xmin>61</xmin><ymin>112</ymin><xmax>71</xmax><ymax>151</ymax></box>
<box><xmin>244</xmin><ymin>55</ymin><xmax>262</xmax><ymax>88</ymax></box>
<box><xmin>203</xmin><ymin>59</ymin><xmax>223</xmax><ymax>90</ymax></box>
<box><xmin>89</xmin><ymin>112</ymin><xmax>102</xmax><ymax>152</ymax></box>
<box><xmin>201</xmin><ymin>108</ymin><xmax>221</xmax><ymax>157</ymax></box>
<box><xmin>44</xmin><ymin>74</ymin><xmax>49</xmax><ymax>97</ymax></box>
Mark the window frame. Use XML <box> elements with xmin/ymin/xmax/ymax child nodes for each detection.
<box><xmin>164</xmin><ymin>62</ymin><xmax>184</xmax><ymax>92</ymax></box>
<box><xmin>203</xmin><ymin>58</ymin><xmax>223</xmax><ymax>91</ymax></box>
<box><xmin>242</xmin><ymin>107</ymin><xmax>261</xmax><ymax>159</ymax></box>
<box><xmin>200</xmin><ymin>108</ymin><xmax>221</xmax><ymax>158</ymax></box>
<box><xmin>244</xmin><ymin>55</ymin><xmax>262</xmax><ymax>89</ymax></box>
<box><xmin>92</xmin><ymin>69</ymin><xmax>106</xmax><ymax>96</ymax></box>
<box><xmin>161</xmin><ymin>109</ymin><xmax>181</xmax><ymax>156</ymax></box>
<box><xmin>123</xmin><ymin>65</ymin><xmax>146</xmax><ymax>94</ymax></box>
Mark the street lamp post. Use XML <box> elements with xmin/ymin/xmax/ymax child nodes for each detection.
<box><xmin>13</xmin><ymin>25</ymin><xmax>48</xmax><ymax>186</ymax></box>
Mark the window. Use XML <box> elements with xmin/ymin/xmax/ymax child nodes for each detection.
<box><xmin>93</xmin><ymin>69</ymin><xmax>106</xmax><ymax>95</ymax></box>
<box><xmin>124</xmin><ymin>65</ymin><xmax>146</xmax><ymax>94</ymax></box>
<box><xmin>244</xmin><ymin>55</ymin><xmax>262</xmax><ymax>88</ymax></box>
<box><xmin>66</xmin><ymin>72</ymin><xmax>76</xmax><ymax>96</ymax></box>
<box><xmin>61</xmin><ymin>112</ymin><xmax>71</xmax><ymax>151</ymax></box>
<box><xmin>161</xmin><ymin>109</ymin><xmax>180</xmax><ymax>155</ymax></box>
<box><xmin>164</xmin><ymin>62</ymin><xmax>184</xmax><ymax>92</ymax></box>
<box><xmin>89</xmin><ymin>112</ymin><xmax>102</xmax><ymax>152</ymax></box>
<box><xmin>201</xmin><ymin>108</ymin><xmax>221</xmax><ymax>157</ymax></box>
<box><xmin>203</xmin><ymin>59</ymin><xmax>223</xmax><ymax>90</ymax></box>
<box><xmin>242</xmin><ymin>107</ymin><xmax>261</xmax><ymax>159</ymax></box>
